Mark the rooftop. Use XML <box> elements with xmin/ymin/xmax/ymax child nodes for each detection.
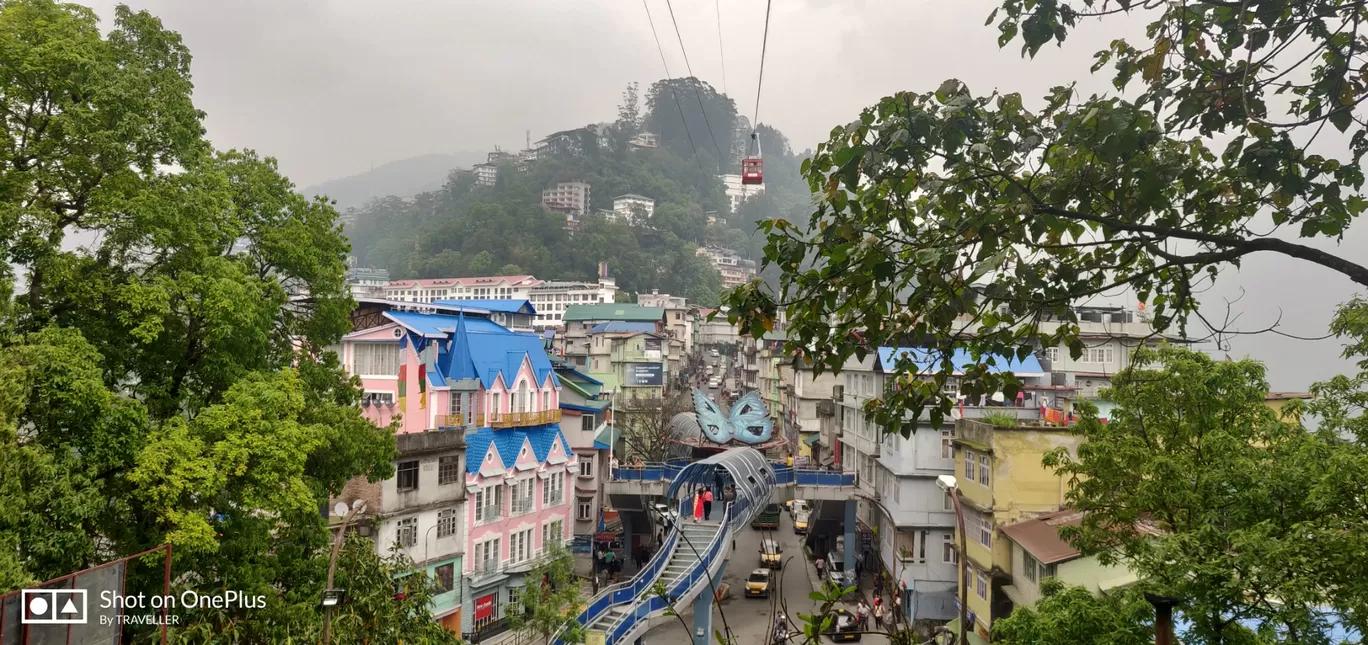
<box><xmin>386</xmin><ymin>275</ymin><xmax>540</xmax><ymax>289</ymax></box>
<box><xmin>877</xmin><ymin>347</ymin><xmax>1045</xmax><ymax>377</ymax></box>
<box><xmin>433</xmin><ymin>298</ymin><xmax>536</xmax><ymax>315</ymax></box>
<box><xmin>589</xmin><ymin>321</ymin><xmax>659</xmax><ymax>334</ymax></box>
<box><xmin>614</xmin><ymin>193</ymin><xmax>654</xmax><ymax>202</ymax></box>
<box><xmin>1265</xmin><ymin>391</ymin><xmax>1313</xmax><ymax>401</ymax></box>
<box><xmin>999</xmin><ymin>509</ymin><xmax>1086</xmax><ymax>565</ymax></box>
<box><xmin>563</xmin><ymin>303</ymin><xmax>665</xmax><ymax>323</ymax></box>
<box><xmin>465</xmin><ymin>424</ymin><xmax>570</xmax><ymax>474</ymax></box>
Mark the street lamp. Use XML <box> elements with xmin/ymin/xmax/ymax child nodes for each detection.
<box><xmin>323</xmin><ymin>500</ymin><xmax>367</xmax><ymax>645</ymax></box>
<box><xmin>936</xmin><ymin>475</ymin><xmax>968</xmax><ymax>645</ymax></box>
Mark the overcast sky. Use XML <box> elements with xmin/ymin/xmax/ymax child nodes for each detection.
<box><xmin>77</xmin><ymin>0</ymin><xmax>1368</xmax><ymax>391</ymax></box>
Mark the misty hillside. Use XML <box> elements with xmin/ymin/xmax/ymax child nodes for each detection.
<box><xmin>302</xmin><ymin>152</ymin><xmax>486</xmax><ymax>209</ymax></box>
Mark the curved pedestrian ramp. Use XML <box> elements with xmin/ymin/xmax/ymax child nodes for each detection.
<box><xmin>552</xmin><ymin>448</ymin><xmax>775</xmax><ymax>645</ymax></box>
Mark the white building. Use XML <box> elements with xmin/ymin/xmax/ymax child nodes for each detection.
<box><xmin>719</xmin><ymin>173</ymin><xmax>765</xmax><ymax>215</ymax></box>
<box><xmin>612</xmin><ymin>194</ymin><xmax>655</xmax><ymax>222</ymax></box>
<box><xmin>1033</xmin><ymin>306</ymin><xmax>1180</xmax><ymax>398</ymax></box>
<box><xmin>542</xmin><ymin>181</ymin><xmax>592</xmax><ymax>220</ymax></box>
<box><xmin>384</xmin><ymin>275</ymin><xmax>541</xmax><ymax>303</ymax></box>
<box><xmin>695</xmin><ymin>246</ymin><xmax>757</xmax><ymax>288</ymax></box>
<box><xmin>472</xmin><ymin>163</ymin><xmax>498</xmax><ymax>187</ymax></box>
<box><xmin>346</xmin><ymin>266</ymin><xmax>390</xmax><ymax>298</ymax></box>
<box><xmin>527</xmin><ymin>278</ymin><xmax>620</xmax><ymax>328</ymax></box>
<box><xmin>637</xmin><ymin>290</ymin><xmax>692</xmax><ymax>355</ymax></box>
<box><xmin>630</xmin><ymin>132</ymin><xmax>659</xmax><ymax>149</ymax></box>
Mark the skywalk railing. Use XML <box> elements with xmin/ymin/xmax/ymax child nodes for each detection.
<box><xmin>611</xmin><ymin>463</ymin><xmax>856</xmax><ymax>487</ymax></box>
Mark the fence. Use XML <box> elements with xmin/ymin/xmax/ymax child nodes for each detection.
<box><xmin>611</xmin><ymin>462</ymin><xmax>856</xmax><ymax>487</ymax></box>
<box><xmin>0</xmin><ymin>544</ymin><xmax>172</xmax><ymax>645</ymax></box>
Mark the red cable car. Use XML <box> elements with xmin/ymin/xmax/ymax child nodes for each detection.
<box><xmin>741</xmin><ymin>132</ymin><xmax>763</xmax><ymax>185</ymax></box>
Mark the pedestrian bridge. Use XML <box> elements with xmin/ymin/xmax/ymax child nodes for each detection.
<box><xmin>604</xmin><ymin>461</ymin><xmax>860</xmax><ymax>502</ymax></box>
<box><xmin>552</xmin><ymin>448</ymin><xmax>776</xmax><ymax>645</ymax></box>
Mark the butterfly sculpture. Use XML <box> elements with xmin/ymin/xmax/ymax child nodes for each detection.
<box><xmin>691</xmin><ymin>389</ymin><xmax>774</xmax><ymax>444</ymax></box>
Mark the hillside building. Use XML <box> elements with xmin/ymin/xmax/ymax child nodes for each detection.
<box><xmin>612</xmin><ymin>194</ymin><xmax>656</xmax><ymax>222</ymax></box>
<box><xmin>720</xmin><ymin>173</ymin><xmax>765</xmax><ymax>214</ymax></box>
<box><xmin>695</xmin><ymin>246</ymin><xmax>757</xmax><ymax>288</ymax></box>
<box><xmin>473</xmin><ymin>163</ymin><xmax>498</xmax><ymax>187</ymax></box>
<box><xmin>542</xmin><ymin>181</ymin><xmax>591</xmax><ymax>221</ymax></box>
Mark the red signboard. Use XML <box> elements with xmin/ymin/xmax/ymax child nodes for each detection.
<box><xmin>475</xmin><ymin>594</ymin><xmax>495</xmax><ymax>621</ymax></box>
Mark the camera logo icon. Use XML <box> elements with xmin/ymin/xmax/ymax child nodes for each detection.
<box><xmin>21</xmin><ymin>589</ymin><xmax>87</xmax><ymax>624</ymax></box>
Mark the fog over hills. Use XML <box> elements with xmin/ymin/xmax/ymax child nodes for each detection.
<box><xmin>302</xmin><ymin>152</ymin><xmax>486</xmax><ymax>210</ymax></box>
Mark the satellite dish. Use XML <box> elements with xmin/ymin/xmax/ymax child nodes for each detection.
<box><xmin>333</xmin><ymin>502</ymin><xmax>349</xmax><ymax>517</ymax></box>
<box><xmin>352</xmin><ymin>499</ymin><xmax>368</xmax><ymax>512</ymax></box>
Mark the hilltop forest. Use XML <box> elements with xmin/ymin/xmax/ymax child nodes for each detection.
<box><xmin>342</xmin><ymin>78</ymin><xmax>812</xmax><ymax>306</ymax></box>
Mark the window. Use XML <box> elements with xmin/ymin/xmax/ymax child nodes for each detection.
<box><xmin>449</xmin><ymin>394</ymin><xmax>464</xmax><ymax>420</ymax></box>
<box><xmin>492</xmin><ymin>392</ymin><xmax>501</xmax><ymax>416</ymax></box>
<box><xmin>919</xmin><ymin>530</ymin><xmax>928</xmax><ymax>563</ymax></box>
<box><xmin>477</xmin><ymin>538</ymin><xmax>500</xmax><ymax>571</ymax></box>
<box><xmin>519</xmin><ymin>382</ymin><xmax>530</xmax><ymax>413</ymax></box>
<box><xmin>353</xmin><ymin>343</ymin><xmax>401</xmax><ymax>376</ymax></box>
<box><xmin>543</xmin><ymin>519</ymin><xmax>564</xmax><ymax>547</ymax></box>
<box><xmin>475</xmin><ymin>484</ymin><xmax>503</xmax><ymax>523</ymax></box>
<box><xmin>978</xmin><ymin>454</ymin><xmax>991</xmax><ymax>487</ymax></box>
<box><xmin>963</xmin><ymin>450</ymin><xmax>976</xmax><ymax>483</ymax></box>
<box><xmin>943</xmin><ymin>534</ymin><xmax>957</xmax><ymax>564</ymax></box>
<box><xmin>941</xmin><ymin>429</ymin><xmax>954</xmax><ymax>459</ymax></box>
<box><xmin>363</xmin><ymin>391</ymin><xmax>394</xmax><ymax>405</ymax></box>
<box><xmin>944</xmin><ymin>491</ymin><xmax>954</xmax><ymax>511</ymax></box>
<box><xmin>1085</xmin><ymin>347</ymin><xmax>1115</xmax><ymax>364</ymax></box>
<box><xmin>1023</xmin><ymin>552</ymin><xmax>1039</xmax><ymax>584</ymax></box>
<box><xmin>1042</xmin><ymin>563</ymin><xmax>1057</xmax><ymax>580</ymax></box>
<box><xmin>512</xmin><ymin>478</ymin><xmax>535</xmax><ymax>515</ymax></box>
<box><xmin>581</xmin><ymin>414</ymin><xmax>596</xmax><ymax>433</ymax></box>
<box><xmin>433</xmin><ymin>508</ymin><xmax>458</xmax><ymax>539</ymax></box>
<box><xmin>438</xmin><ymin>456</ymin><xmax>460</xmax><ymax>485</ymax></box>
<box><xmin>542</xmin><ymin>390</ymin><xmax>550</xmax><ymax>411</ymax></box>
<box><xmin>397</xmin><ymin>460</ymin><xmax>419</xmax><ymax>491</ymax></box>
<box><xmin>975</xmin><ymin>568</ymin><xmax>988</xmax><ymax>600</ymax></box>
<box><xmin>579</xmin><ymin>460</ymin><xmax>593</xmax><ymax>478</ymax></box>
<box><xmin>543</xmin><ymin>472</ymin><xmax>565</xmax><ymax>506</ymax></box>
<box><xmin>975</xmin><ymin>511</ymin><xmax>992</xmax><ymax>548</ymax></box>
<box><xmin>396</xmin><ymin>517</ymin><xmax>417</xmax><ymax>547</ymax></box>
<box><xmin>1044</xmin><ymin>347</ymin><xmax>1059</xmax><ymax>363</ymax></box>
<box><xmin>510</xmin><ymin>528</ymin><xmax>533</xmax><ymax>563</ymax></box>
<box><xmin>434</xmin><ymin>563</ymin><xmax>454</xmax><ymax>592</ymax></box>
<box><xmin>578</xmin><ymin>497</ymin><xmax>593</xmax><ymax>521</ymax></box>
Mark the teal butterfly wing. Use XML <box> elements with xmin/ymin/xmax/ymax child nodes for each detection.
<box><xmin>728</xmin><ymin>391</ymin><xmax>773</xmax><ymax>444</ymax></box>
<box><xmin>693</xmin><ymin>389</ymin><xmax>734</xmax><ymax>443</ymax></box>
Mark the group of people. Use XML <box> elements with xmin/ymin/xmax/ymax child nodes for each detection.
<box><xmin>685</xmin><ymin>483</ymin><xmax>736</xmax><ymax>522</ymax></box>
<box><xmin>853</xmin><ymin>596</ymin><xmax>891</xmax><ymax>630</ymax></box>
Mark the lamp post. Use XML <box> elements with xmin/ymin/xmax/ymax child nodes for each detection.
<box><xmin>937</xmin><ymin>475</ymin><xmax>968</xmax><ymax>645</ymax></box>
<box><xmin>323</xmin><ymin>500</ymin><xmax>367</xmax><ymax>645</ymax></box>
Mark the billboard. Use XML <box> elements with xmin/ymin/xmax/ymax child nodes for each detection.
<box><xmin>624</xmin><ymin>362</ymin><xmax>663</xmax><ymax>387</ymax></box>
<box><xmin>643</xmin><ymin>337</ymin><xmax>662</xmax><ymax>360</ymax></box>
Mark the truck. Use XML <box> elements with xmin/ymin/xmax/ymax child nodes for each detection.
<box><xmin>750</xmin><ymin>503</ymin><xmax>782</xmax><ymax>530</ymax></box>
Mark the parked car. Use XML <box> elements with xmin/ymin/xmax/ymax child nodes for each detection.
<box><xmin>651</xmin><ymin>502</ymin><xmax>679</xmax><ymax>530</ymax></box>
<box><xmin>825</xmin><ymin>551</ymin><xmax>856</xmax><ymax>589</ymax></box>
<box><xmin>824</xmin><ymin>608</ymin><xmax>861</xmax><ymax>641</ymax></box>
<box><xmin>745</xmin><ymin>569</ymin><xmax>772</xmax><ymax>598</ymax></box>
<box><xmin>759</xmin><ymin>538</ymin><xmax>783</xmax><ymax>569</ymax></box>
<box><xmin>786</xmin><ymin>499</ymin><xmax>810</xmax><ymax>520</ymax></box>
<box><xmin>793</xmin><ymin>511</ymin><xmax>810</xmax><ymax>535</ymax></box>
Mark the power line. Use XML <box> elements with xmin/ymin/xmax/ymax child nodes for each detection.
<box><xmin>752</xmin><ymin>0</ymin><xmax>773</xmax><ymax>130</ymax></box>
<box><xmin>642</xmin><ymin>0</ymin><xmax>707</xmax><ymax>174</ymax></box>
<box><xmin>714</xmin><ymin>0</ymin><xmax>728</xmax><ymax>97</ymax></box>
<box><xmin>663</xmin><ymin>0</ymin><xmax>726</xmax><ymax>171</ymax></box>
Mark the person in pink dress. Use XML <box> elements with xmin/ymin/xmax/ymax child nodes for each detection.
<box><xmin>693</xmin><ymin>490</ymin><xmax>705</xmax><ymax>522</ymax></box>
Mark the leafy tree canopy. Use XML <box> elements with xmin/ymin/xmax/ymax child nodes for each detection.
<box><xmin>992</xmin><ymin>579</ymin><xmax>1154</xmax><ymax>645</ymax></box>
<box><xmin>723</xmin><ymin>0</ymin><xmax>1368</xmax><ymax>433</ymax></box>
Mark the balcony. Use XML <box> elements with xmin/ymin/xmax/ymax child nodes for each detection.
<box><xmin>471</xmin><ymin>557</ymin><xmax>505</xmax><ymax>577</ymax></box>
<box><xmin>435</xmin><ymin>414</ymin><xmax>471</xmax><ymax>429</ymax></box>
<box><xmin>511</xmin><ymin>496</ymin><xmax>535</xmax><ymax>516</ymax></box>
<box><xmin>545</xmin><ymin>491</ymin><xmax>564</xmax><ymax>507</ymax></box>
<box><xmin>475</xmin><ymin>506</ymin><xmax>503</xmax><ymax>525</ymax></box>
<box><xmin>476</xmin><ymin>409</ymin><xmax>563</xmax><ymax>428</ymax></box>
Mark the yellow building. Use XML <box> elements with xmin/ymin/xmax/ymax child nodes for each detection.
<box><xmin>998</xmin><ymin>509</ymin><xmax>1144</xmax><ymax>610</ymax></box>
<box><xmin>951</xmin><ymin>418</ymin><xmax>1085</xmax><ymax>640</ymax></box>
<box><xmin>1264</xmin><ymin>391</ymin><xmax>1312</xmax><ymax>421</ymax></box>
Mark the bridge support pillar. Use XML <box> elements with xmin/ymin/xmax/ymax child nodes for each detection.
<box><xmin>843</xmin><ymin>500</ymin><xmax>858</xmax><ymax>576</ymax></box>
<box><xmin>691</xmin><ymin>559</ymin><xmax>727</xmax><ymax>645</ymax></box>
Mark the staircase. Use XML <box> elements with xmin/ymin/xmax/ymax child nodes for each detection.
<box><xmin>584</xmin><ymin>522</ymin><xmax>722</xmax><ymax>638</ymax></box>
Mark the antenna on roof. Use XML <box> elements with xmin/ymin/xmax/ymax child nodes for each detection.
<box><xmin>526</xmin><ymin>129</ymin><xmax>531</xmax><ymax>149</ymax></box>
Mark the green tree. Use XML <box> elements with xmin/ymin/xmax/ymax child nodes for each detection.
<box><xmin>509</xmin><ymin>543</ymin><xmax>585</xmax><ymax>645</ymax></box>
<box><xmin>645</xmin><ymin>77</ymin><xmax>736</xmax><ymax>171</ymax></box>
<box><xmin>992</xmin><ymin>579</ymin><xmax>1154</xmax><ymax>645</ymax></box>
<box><xmin>1044</xmin><ymin>344</ymin><xmax>1368</xmax><ymax>644</ymax></box>
<box><xmin>722</xmin><ymin>0</ymin><xmax>1368</xmax><ymax>434</ymax></box>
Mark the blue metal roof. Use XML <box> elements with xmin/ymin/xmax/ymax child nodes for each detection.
<box><xmin>385</xmin><ymin>311</ymin><xmax>510</xmax><ymax>337</ymax></box>
<box><xmin>463</xmin><ymin>329</ymin><xmax>560</xmax><ymax>389</ymax></box>
<box><xmin>561</xmin><ymin>403</ymin><xmax>602</xmax><ymax>413</ymax></box>
<box><xmin>588</xmin><ymin>321</ymin><xmax>659</xmax><ymax>334</ymax></box>
<box><xmin>465</xmin><ymin>424</ymin><xmax>570</xmax><ymax>473</ymax></box>
<box><xmin>434</xmin><ymin>299</ymin><xmax>537</xmax><ymax>315</ymax></box>
<box><xmin>877</xmin><ymin>347</ymin><xmax>1044</xmax><ymax>376</ymax></box>
<box><xmin>593</xmin><ymin>440</ymin><xmax>611</xmax><ymax>450</ymax></box>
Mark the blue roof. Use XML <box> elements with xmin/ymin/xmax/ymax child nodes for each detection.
<box><xmin>465</xmin><ymin>424</ymin><xmax>570</xmax><ymax>473</ymax></box>
<box><xmin>588</xmin><ymin>321</ymin><xmax>659</xmax><ymax>334</ymax></box>
<box><xmin>461</xmin><ymin>329</ymin><xmax>560</xmax><ymax>389</ymax></box>
<box><xmin>876</xmin><ymin>347</ymin><xmax>1044</xmax><ymax>375</ymax></box>
<box><xmin>561</xmin><ymin>403</ymin><xmax>602</xmax><ymax>413</ymax></box>
<box><xmin>433</xmin><ymin>299</ymin><xmax>536</xmax><ymax>315</ymax></box>
<box><xmin>593</xmin><ymin>440</ymin><xmax>611</xmax><ymax>450</ymax></box>
<box><xmin>385</xmin><ymin>311</ymin><xmax>510</xmax><ymax>337</ymax></box>
<box><xmin>556</xmin><ymin>366</ymin><xmax>602</xmax><ymax>385</ymax></box>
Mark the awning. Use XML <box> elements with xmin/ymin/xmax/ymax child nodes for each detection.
<box><xmin>942</xmin><ymin>618</ymin><xmax>990</xmax><ymax>645</ymax></box>
<box><xmin>1000</xmin><ymin>584</ymin><xmax>1030</xmax><ymax>607</ymax></box>
<box><xmin>802</xmin><ymin>434</ymin><xmax>821</xmax><ymax>446</ymax></box>
<box><xmin>595</xmin><ymin>424</ymin><xmax>621</xmax><ymax>447</ymax></box>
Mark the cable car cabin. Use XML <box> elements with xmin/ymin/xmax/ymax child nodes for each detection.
<box><xmin>741</xmin><ymin>157</ymin><xmax>764</xmax><ymax>185</ymax></box>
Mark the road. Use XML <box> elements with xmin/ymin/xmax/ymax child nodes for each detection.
<box><xmin>639</xmin><ymin>508</ymin><xmax>890</xmax><ymax>645</ymax></box>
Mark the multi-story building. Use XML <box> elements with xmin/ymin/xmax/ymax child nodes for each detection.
<box><xmin>695</xmin><ymin>307</ymin><xmax>739</xmax><ymax>347</ymax></box>
<box><xmin>695</xmin><ymin>246</ymin><xmax>757</xmax><ymax>288</ymax></box>
<box><xmin>553</xmin><ymin>362</ymin><xmax>614</xmax><ymax>542</ymax></box>
<box><xmin>383</xmin><ymin>275</ymin><xmax>540</xmax><ymax>304</ymax></box>
<box><xmin>430</xmin><ymin>299</ymin><xmax>537</xmax><ymax>333</ymax></box>
<box><xmin>612</xmin><ymin>194</ymin><xmax>656</xmax><ymax>222</ymax></box>
<box><xmin>997</xmin><ymin>509</ymin><xmax>1144</xmax><ymax>613</ymax></box>
<box><xmin>345</xmin><ymin>266</ymin><xmax>390</xmax><ymax>298</ymax></box>
<box><xmin>783</xmin><ymin>357</ymin><xmax>840</xmax><ymax>465</ymax></box>
<box><xmin>559</xmin><ymin>304</ymin><xmax>665</xmax><ymax>370</ymax></box>
<box><xmin>950</xmin><ymin>417</ymin><xmax>1085</xmax><ymax>640</ymax></box>
<box><xmin>835</xmin><ymin>347</ymin><xmax>1052</xmax><ymax>630</ymax></box>
<box><xmin>1032</xmin><ymin>305</ymin><xmax>1182</xmax><ymax>398</ymax></box>
<box><xmin>542</xmin><ymin>181</ymin><xmax>592</xmax><ymax>221</ymax></box>
<box><xmin>757</xmin><ymin>331</ymin><xmax>787</xmax><ymax>425</ymax></box>
<box><xmin>719</xmin><ymin>173</ymin><xmax>765</xmax><ymax>214</ymax></box>
<box><xmin>629</xmin><ymin>132</ymin><xmax>659</xmax><ymax>149</ymax></box>
<box><xmin>473</xmin><ymin>163</ymin><xmax>498</xmax><ymax>187</ymax></box>
<box><xmin>585</xmin><ymin>327</ymin><xmax>669</xmax><ymax>400</ymax></box>
<box><xmin>536</xmin><ymin>129</ymin><xmax>594</xmax><ymax>158</ymax></box>
<box><xmin>636</xmin><ymin>290</ymin><xmax>692</xmax><ymax>355</ymax></box>
<box><xmin>528</xmin><ymin>278</ymin><xmax>619</xmax><ymax>329</ymax></box>
<box><xmin>739</xmin><ymin>335</ymin><xmax>760</xmax><ymax>390</ymax></box>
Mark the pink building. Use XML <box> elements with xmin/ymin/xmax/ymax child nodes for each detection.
<box><xmin>340</xmin><ymin>309</ymin><xmax>575</xmax><ymax>638</ymax></box>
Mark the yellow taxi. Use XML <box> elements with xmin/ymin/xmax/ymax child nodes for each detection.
<box><xmin>793</xmin><ymin>511</ymin><xmax>810</xmax><ymax>535</ymax></box>
<box><xmin>759</xmin><ymin>538</ymin><xmax>783</xmax><ymax>569</ymax></box>
<box><xmin>744</xmin><ymin>569</ymin><xmax>772</xmax><ymax>598</ymax></box>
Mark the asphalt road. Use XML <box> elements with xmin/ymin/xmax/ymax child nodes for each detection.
<box><xmin>639</xmin><ymin>509</ymin><xmax>890</xmax><ymax>645</ymax></box>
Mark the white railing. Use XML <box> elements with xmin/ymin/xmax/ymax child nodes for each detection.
<box><xmin>476</xmin><ymin>506</ymin><xmax>504</xmax><ymax>524</ymax></box>
<box><xmin>512</xmin><ymin>497</ymin><xmax>535</xmax><ymax>516</ymax></box>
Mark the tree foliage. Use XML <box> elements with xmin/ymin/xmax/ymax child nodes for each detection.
<box><xmin>509</xmin><ymin>544</ymin><xmax>585</xmax><ymax>645</ymax></box>
<box><xmin>722</xmin><ymin>0</ymin><xmax>1368</xmax><ymax>434</ymax></box>
<box><xmin>992</xmin><ymin>579</ymin><xmax>1154</xmax><ymax>645</ymax></box>
<box><xmin>618</xmin><ymin>393</ymin><xmax>690</xmax><ymax>463</ymax></box>
<box><xmin>1045</xmin><ymin>344</ymin><xmax>1368</xmax><ymax>644</ymax></box>
<box><xmin>0</xmin><ymin>1</ymin><xmax>431</xmax><ymax>640</ymax></box>
<box><xmin>645</xmin><ymin>77</ymin><xmax>737</xmax><ymax>172</ymax></box>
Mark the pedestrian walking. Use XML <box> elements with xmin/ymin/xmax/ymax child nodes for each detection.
<box><xmin>873</xmin><ymin>598</ymin><xmax>886</xmax><ymax>630</ymax></box>
<box><xmin>692</xmin><ymin>490</ymin><xmax>704</xmax><ymax>522</ymax></box>
<box><xmin>814</xmin><ymin>556</ymin><xmax>825</xmax><ymax>580</ymax></box>
<box><xmin>893</xmin><ymin>593</ymin><xmax>903</xmax><ymax>624</ymax></box>
<box><xmin>702</xmin><ymin>487</ymin><xmax>714</xmax><ymax>520</ymax></box>
<box><xmin>856</xmin><ymin>600</ymin><xmax>870</xmax><ymax>630</ymax></box>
